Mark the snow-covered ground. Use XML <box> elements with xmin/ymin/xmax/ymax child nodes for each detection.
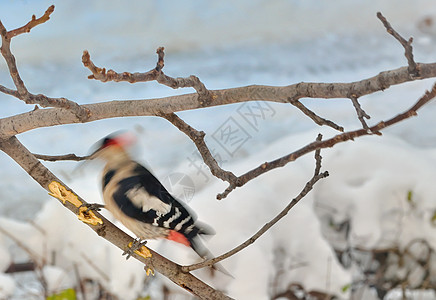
<box><xmin>1</xmin><ymin>1</ymin><xmax>436</xmax><ymax>299</ymax></box>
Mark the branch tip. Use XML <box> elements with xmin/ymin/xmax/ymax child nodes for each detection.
<box><xmin>289</xmin><ymin>98</ymin><xmax>344</xmax><ymax>132</ymax></box>
<box><xmin>185</xmin><ymin>155</ymin><xmax>329</xmax><ymax>271</ymax></box>
<box><xmin>6</xmin><ymin>5</ymin><xmax>55</xmax><ymax>39</ymax></box>
<box><xmin>377</xmin><ymin>11</ymin><xmax>418</xmax><ymax>78</ymax></box>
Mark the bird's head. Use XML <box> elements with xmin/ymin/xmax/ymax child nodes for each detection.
<box><xmin>90</xmin><ymin>132</ymin><xmax>136</xmax><ymax>164</ymax></box>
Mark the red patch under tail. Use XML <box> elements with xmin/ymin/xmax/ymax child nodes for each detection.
<box><xmin>166</xmin><ymin>230</ymin><xmax>191</xmax><ymax>247</ymax></box>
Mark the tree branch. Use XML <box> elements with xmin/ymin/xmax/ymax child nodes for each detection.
<box><xmin>377</xmin><ymin>12</ymin><xmax>419</xmax><ymax>78</ymax></box>
<box><xmin>0</xmin><ymin>136</ymin><xmax>233</xmax><ymax>300</ymax></box>
<box><xmin>33</xmin><ymin>153</ymin><xmax>89</xmax><ymax>162</ymax></box>
<box><xmin>288</xmin><ymin>98</ymin><xmax>344</xmax><ymax>132</ymax></box>
<box><xmin>159</xmin><ymin>112</ymin><xmax>238</xmax><ymax>183</ymax></box>
<box><xmin>1</xmin><ymin>62</ymin><xmax>436</xmax><ymax>139</ymax></box>
<box><xmin>0</xmin><ymin>5</ymin><xmax>90</xmax><ymax>121</ymax></box>
<box><xmin>349</xmin><ymin>95</ymin><xmax>371</xmax><ymax>131</ymax></box>
<box><xmin>216</xmin><ymin>82</ymin><xmax>436</xmax><ymax>199</ymax></box>
<box><xmin>82</xmin><ymin>47</ymin><xmax>214</xmax><ymax>106</ymax></box>
<box><xmin>183</xmin><ymin>143</ymin><xmax>329</xmax><ymax>272</ymax></box>
<box><xmin>6</xmin><ymin>5</ymin><xmax>55</xmax><ymax>39</ymax></box>
<box><xmin>2</xmin><ymin>80</ymin><xmax>435</xmax><ymax>200</ymax></box>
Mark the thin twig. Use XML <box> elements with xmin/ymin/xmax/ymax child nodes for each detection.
<box><xmin>79</xmin><ymin>252</ymin><xmax>110</xmax><ymax>282</ymax></box>
<box><xmin>217</xmin><ymin>82</ymin><xmax>436</xmax><ymax>199</ymax></box>
<box><xmin>6</xmin><ymin>5</ymin><xmax>55</xmax><ymax>39</ymax></box>
<box><xmin>0</xmin><ymin>85</ymin><xmax>19</xmax><ymax>97</ymax></box>
<box><xmin>377</xmin><ymin>12</ymin><xmax>419</xmax><ymax>78</ymax></box>
<box><xmin>0</xmin><ymin>224</ymin><xmax>45</xmax><ymax>265</ymax></box>
<box><xmin>314</xmin><ymin>134</ymin><xmax>323</xmax><ymax>176</ymax></box>
<box><xmin>182</xmin><ymin>149</ymin><xmax>329</xmax><ymax>272</ymax></box>
<box><xmin>0</xmin><ymin>6</ymin><xmax>90</xmax><ymax>121</ymax></box>
<box><xmin>288</xmin><ymin>98</ymin><xmax>344</xmax><ymax>132</ymax></box>
<box><xmin>33</xmin><ymin>153</ymin><xmax>89</xmax><ymax>162</ymax></box>
<box><xmin>159</xmin><ymin>112</ymin><xmax>238</xmax><ymax>183</ymax></box>
<box><xmin>73</xmin><ymin>263</ymin><xmax>88</xmax><ymax>300</ymax></box>
<box><xmin>82</xmin><ymin>47</ymin><xmax>214</xmax><ymax>106</ymax></box>
<box><xmin>349</xmin><ymin>95</ymin><xmax>371</xmax><ymax>131</ymax></box>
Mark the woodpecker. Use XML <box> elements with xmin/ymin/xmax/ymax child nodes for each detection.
<box><xmin>90</xmin><ymin>132</ymin><xmax>214</xmax><ymax>260</ymax></box>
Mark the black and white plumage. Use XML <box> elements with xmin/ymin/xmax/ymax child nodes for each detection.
<box><xmin>91</xmin><ymin>133</ymin><xmax>214</xmax><ymax>259</ymax></box>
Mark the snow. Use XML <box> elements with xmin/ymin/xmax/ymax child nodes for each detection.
<box><xmin>41</xmin><ymin>265</ymin><xmax>73</xmax><ymax>295</ymax></box>
<box><xmin>1</xmin><ymin>0</ymin><xmax>436</xmax><ymax>299</ymax></box>
<box><xmin>0</xmin><ymin>200</ymin><xmax>146</xmax><ymax>299</ymax></box>
<box><xmin>0</xmin><ymin>273</ymin><xmax>15</xmax><ymax>299</ymax></box>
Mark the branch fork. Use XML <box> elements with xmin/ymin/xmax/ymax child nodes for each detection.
<box><xmin>182</xmin><ymin>136</ymin><xmax>329</xmax><ymax>272</ymax></box>
<box><xmin>82</xmin><ymin>47</ymin><xmax>215</xmax><ymax>106</ymax></box>
<box><xmin>377</xmin><ymin>12</ymin><xmax>419</xmax><ymax>78</ymax></box>
<box><xmin>0</xmin><ymin>5</ymin><xmax>90</xmax><ymax>121</ymax></box>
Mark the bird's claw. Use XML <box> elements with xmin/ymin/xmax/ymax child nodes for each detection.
<box><xmin>122</xmin><ymin>238</ymin><xmax>147</xmax><ymax>260</ymax></box>
<box><xmin>79</xmin><ymin>203</ymin><xmax>105</xmax><ymax>213</ymax></box>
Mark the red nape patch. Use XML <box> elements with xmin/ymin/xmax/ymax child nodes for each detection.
<box><xmin>167</xmin><ymin>230</ymin><xmax>190</xmax><ymax>247</ymax></box>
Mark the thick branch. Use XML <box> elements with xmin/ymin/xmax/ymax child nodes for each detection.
<box><xmin>183</xmin><ymin>146</ymin><xmax>328</xmax><ymax>272</ymax></box>
<box><xmin>2</xmin><ymin>62</ymin><xmax>436</xmax><ymax>139</ymax></box>
<box><xmin>0</xmin><ymin>136</ymin><xmax>232</xmax><ymax>300</ymax></box>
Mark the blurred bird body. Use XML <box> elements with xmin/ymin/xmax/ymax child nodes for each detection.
<box><xmin>91</xmin><ymin>133</ymin><xmax>214</xmax><ymax>259</ymax></box>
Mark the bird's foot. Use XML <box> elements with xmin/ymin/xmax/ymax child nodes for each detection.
<box><xmin>122</xmin><ymin>238</ymin><xmax>147</xmax><ymax>260</ymax></box>
<box><xmin>79</xmin><ymin>203</ymin><xmax>105</xmax><ymax>213</ymax></box>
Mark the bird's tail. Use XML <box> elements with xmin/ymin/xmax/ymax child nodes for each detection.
<box><xmin>167</xmin><ymin>222</ymin><xmax>231</xmax><ymax>276</ymax></box>
<box><xmin>188</xmin><ymin>224</ymin><xmax>232</xmax><ymax>277</ymax></box>
<box><xmin>187</xmin><ymin>221</ymin><xmax>215</xmax><ymax>258</ymax></box>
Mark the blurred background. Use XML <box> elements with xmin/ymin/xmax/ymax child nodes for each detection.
<box><xmin>1</xmin><ymin>1</ymin><xmax>436</xmax><ymax>299</ymax></box>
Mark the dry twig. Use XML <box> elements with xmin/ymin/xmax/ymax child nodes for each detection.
<box><xmin>349</xmin><ymin>95</ymin><xmax>371</xmax><ymax>131</ymax></box>
<box><xmin>159</xmin><ymin>112</ymin><xmax>238</xmax><ymax>183</ymax></box>
<box><xmin>82</xmin><ymin>47</ymin><xmax>214</xmax><ymax>106</ymax></box>
<box><xmin>33</xmin><ymin>153</ymin><xmax>89</xmax><ymax>162</ymax></box>
<box><xmin>377</xmin><ymin>12</ymin><xmax>419</xmax><ymax>78</ymax></box>
<box><xmin>6</xmin><ymin>5</ymin><xmax>55</xmax><ymax>39</ymax></box>
<box><xmin>215</xmin><ymin>82</ymin><xmax>436</xmax><ymax>199</ymax></box>
<box><xmin>30</xmin><ymin>83</ymin><xmax>436</xmax><ymax>199</ymax></box>
<box><xmin>0</xmin><ymin>5</ymin><xmax>90</xmax><ymax>121</ymax></box>
<box><xmin>288</xmin><ymin>98</ymin><xmax>344</xmax><ymax>132</ymax></box>
<box><xmin>183</xmin><ymin>140</ymin><xmax>328</xmax><ymax>272</ymax></box>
